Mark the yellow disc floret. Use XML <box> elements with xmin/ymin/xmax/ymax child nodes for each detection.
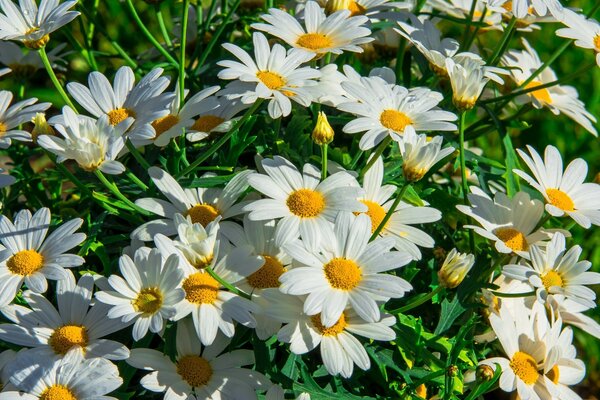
<box><xmin>177</xmin><ymin>355</ymin><xmax>213</xmax><ymax>387</ymax></box>
<box><xmin>183</xmin><ymin>272</ymin><xmax>219</xmax><ymax>304</ymax></box>
<box><xmin>187</xmin><ymin>203</ymin><xmax>221</xmax><ymax>227</ymax></box>
<box><xmin>256</xmin><ymin>71</ymin><xmax>286</xmax><ymax>90</ymax></box>
<box><xmin>311</xmin><ymin>312</ymin><xmax>347</xmax><ymax>336</ymax></box>
<box><xmin>192</xmin><ymin>115</ymin><xmax>225</xmax><ymax>132</ymax></box>
<box><xmin>151</xmin><ymin>114</ymin><xmax>180</xmax><ymax>137</ymax></box>
<box><xmin>510</xmin><ymin>351</ymin><xmax>539</xmax><ymax>385</ymax></box>
<box><xmin>108</xmin><ymin>108</ymin><xmax>135</xmax><ymax>126</ymax></box>
<box><xmin>524</xmin><ymin>81</ymin><xmax>552</xmax><ymax>104</ymax></box>
<box><xmin>49</xmin><ymin>325</ymin><xmax>89</xmax><ymax>355</ymax></box>
<box><xmin>359</xmin><ymin>200</ymin><xmax>386</xmax><ymax>234</ymax></box>
<box><xmin>40</xmin><ymin>385</ymin><xmax>77</xmax><ymax>400</ymax></box>
<box><xmin>545</xmin><ymin>188</ymin><xmax>575</xmax><ymax>212</ymax></box>
<box><xmin>380</xmin><ymin>109</ymin><xmax>412</xmax><ymax>133</ymax></box>
<box><xmin>323</xmin><ymin>258</ymin><xmax>362</xmax><ymax>290</ymax></box>
<box><xmin>133</xmin><ymin>287</ymin><xmax>164</xmax><ymax>315</ymax></box>
<box><xmin>286</xmin><ymin>189</ymin><xmax>326</xmax><ymax>218</ymax></box>
<box><xmin>297</xmin><ymin>33</ymin><xmax>333</xmax><ymax>51</ymax></box>
<box><xmin>6</xmin><ymin>249</ymin><xmax>44</xmax><ymax>276</ymax></box>
<box><xmin>541</xmin><ymin>270</ymin><xmax>563</xmax><ymax>291</ymax></box>
<box><xmin>247</xmin><ymin>255</ymin><xmax>286</xmax><ymax>289</ymax></box>
<box><xmin>494</xmin><ymin>228</ymin><xmax>528</xmax><ymax>252</ymax></box>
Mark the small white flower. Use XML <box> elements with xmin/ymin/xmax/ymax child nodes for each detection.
<box><xmin>399</xmin><ymin>131</ymin><xmax>455</xmax><ymax>182</ymax></box>
<box><xmin>0</xmin><ymin>41</ymin><xmax>67</xmax><ymax>76</ymax></box>
<box><xmin>186</xmin><ymin>97</ymin><xmax>249</xmax><ymax>143</ymax></box>
<box><xmin>438</xmin><ymin>248</ymin><xmax>475</xmax><ymax>289</ymax></box>
<box><xmin>555</xmin><ymin>8</ymin><xmax>600</xmax><ymax>67</ymax></box>
<box><xmin>446</xmin><ymin>56</ymin><xmax>506</xmax><ymax>110</ymax></box>
<box><xmin>0</xmin><ymin>90</ymin><xmax>50</xmax><ymax>149</ymax></box>
<box><xmin>501</xmin><ymin>0</ymin><xmax>562</xmax><ymax>19</ymax></box>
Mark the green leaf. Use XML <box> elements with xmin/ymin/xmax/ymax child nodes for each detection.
<box><xmin>434</xmin><ymin>297</ymin><xmax>467</xmax><ymax>335</ymax></box>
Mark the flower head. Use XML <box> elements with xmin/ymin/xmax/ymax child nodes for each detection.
<box><xmin>438</xmin><ymin>248</ymin><xmax>475</xmax><ymax>288</ymax></box>
<box><xmin>399</xmin><ymin>132</ymin><xmax>455</xmax><ymax>182</ymax></box>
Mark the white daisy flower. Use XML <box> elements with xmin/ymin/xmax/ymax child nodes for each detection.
<box><xmin>217</xmin><ymin>32</ymin><xmax>319</xmax><ymax>119</ymax></box>
<box><xmin>445</xmin><ymin>56</ymin><xmax>505</xmax><ymax>111</ymax></box>
<box><xmin>280</xmin><ymin>212</ymin><xmax>412</xmax><ymax>327</ymax></box>
<box><xmin>0</xmin><ymin>41</ymin><xmax>67</xmax><ymax>77</ymax></box>
<box><xmin>503</xmin><ymin>232</ymin><xmax>600</xmax><ymax>309</ymax></box>
<box><xmin>324</xmin><ymin>0</ymin><xmax>405</xmax><ymax>20</ymax></box>
<box><xmin>398</xmin><ymin>131</ymin><xmax>456</xmax><ymax>182</ymax></box>
<box><xmin>66</xmin><ymin>66</ymin><xmax>174</xmax><ymax>141</ymax></box>
<box><xmin>127</xmin><ymin>318</ymin><xmax>268</xmax><ymax>399</ymax></box>
<box><xmin>38</xmin><ymin>106</ymin><xmax>130</xmax><ymax>175</ymax></box>
<box><xmin>1</xmin><ymin>351</ymin><xmax>122</xmax><ymax>400</ymax></box>
<box><xmin>555</xmin><ymin>8</ymin><xmax>600</xmax><ymax>67</ymax></box>
<box><xmin>0</xmin><ymin>0</ymin><xmax>80</xmax><ymax>49</ymax></box>
<box><xmin>95</xmin><ymin>247</ymin><xmax>185</xmax><ymax>341</ymax></box>
<box><xmin>0</xmin><ymin>207</ymin><xmax>85</xmax><ymax>307</ymax></box>
<box><xmin>0</xmin><ymin>90</ymin><xmax>50</xmax><ymax>149</ymax></box>
<box><xmin>133</xmin><ymin>167</ymin><xmax>253</xmax><ymax>241</ymax></box>
<box><xmin>0</xmin><ymin>272</ymin><xmax>129</xmax><ymax>360</ymax></box>
<box><xmin>438</xmin><ymin>248</ymin><xmax>475</xmax><ymax>289</ymax></box>
<box><xmin>263</xmin><ymin>289</ymin><xmax>396</xmax><ymax>378</ymax></box>
<box><xmin>456</xmin><ymin>187</ymin><xmax>555</xmax><ymax>258</ymax></box>
<box><xmin>338</xmin><ymin>76</ymin><xmax>457</xmax><ymax>150</ymax></box>
<box><xmin>547</xmin><ymin>295</ymin><xmax>600</xmax><ymax>340</ymax></box>
<box><xmin>186</xmin><ymin>97</ymin><xmax>249</xmax><ymax>143</ymax></box>
<box><xmin>514</xmin><ymin>144</ymin><xmax>600</xmax><ymax>228</ymax></box>
<box><xmin>502</xmin><ymin>39</ymin><xmax>597</xmax><ymax>136</ymax></box>
<box><xmin>252</xmin><ymin>1</ymin><xmax>373</xmax><ymax>56</ymax></box>
<box><xmin>500</xmin><ymin>0</ymin><xmax>562</xmax><ymax>19</ymax></box>
<box><xmin>243</xmin><ymin>156</ymin><xmax>366</xmax><ymax>249</ymax></box>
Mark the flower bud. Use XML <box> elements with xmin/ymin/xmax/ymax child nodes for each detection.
<box><xmin>31</xmin><ymin>113</ymin><xmax>54</xmax><ymax>142</ymax></box>
<box><xmin>312</xmin><ymin>112</ymin><xmax>334</xmax><ymax>145</ymax></box>
<box><xmin>438</xmin><ymin>248</ymin><xmax>475</xmax><ymax>289</ymax></box>
<box><xmin>476</xmin><ymin>364</ymin><xmax>495</xmax><ymax>382</ymax></box>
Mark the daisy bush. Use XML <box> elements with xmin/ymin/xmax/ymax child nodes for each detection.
<box><xmin>1</xmin><ymin>0</ymin><xmax>600</xmax><ymax>399</ymax></box>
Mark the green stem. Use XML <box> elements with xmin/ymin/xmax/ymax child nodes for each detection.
<box><xmin>126</xmin><ymin>170</ymin><xmax>149</xmax><ymax>191</ymax></box>
<box><xmin>360</xmin><ymin>137</ymin><xmax>392</xmax><ymax>178</ymax></box>
<box><xmin>156</xmin><ymin>4</ymin><xmax>173</xmax><ymax>47</ymax></box>
<box><xmin>490</xmin><ymin>290</ymin><xmax>536</xmax><ymax>298</ymax></box>
<box><xmin>487</xmin><ymin>16</ymin><xmax>517</xmax><ymax>66</ymax></box>
<box><xmin>126</xmin><ymin>140</ymin><xmax>151</xmax><ymax>170</ymax></box>
<box><xmin>392</xmin><ymin>286</ymin><xmax>444</xmax><ymax>314</ymax></box>
<box><xmin>321</xmin><ymin>144</ymin><xmax>328</xmax><ymax>180</ymax></box>
<box><xmin>179</xmin><ymin>0</ymin><xmax>190</xmax><ymax>107</ymax></box>
<box><xmin>370</xmin><ymin>183</ymin><xmax>410</xmax><ymax>241</ymax></box>
<box><xmin>93</xmin><ymin>169</ymin><xmax>151</xmax><ymax>215</ymax></box>
<box><xmin>394</xmin><ymin>38</ymin><xmax>407</xmax><ymax>84</ymax></box>
<box><xmin>461</xmin><ymin>0</ymin><xmax>478</xmax><ymax>48</ymax></box>
<box><xmin>206</xmin><ymin>266</ymin><xmax>251</xmax><ymax>299</ymax></box>
<box><xmin>38</xmin><ymin>47</ymin><xmax>76</xmax><ymax>109</ymax></box>
<box><xmin>459</xmin><ymin>112</ymin><xmax>475</xmax><ymax>251</ymax></box>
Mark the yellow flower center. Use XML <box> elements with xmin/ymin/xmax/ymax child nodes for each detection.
<box><xmin>510</xmin><ymin>351</ymin><xmax>539</xmax><ymax>385</ymax></box>
<box><xmin>323</xmin><ymin>257</ymin><xmax>362</xmax><ymax>290</ymax></box>
<box><xmin>49</xmin><ymin>325</ymin><xmax>89</xmax><ymax>355</ymax></box>
<box><xmin>286</xmin><ymin>189</ymin><xmax>326</xmax><ymax>218</ymax></box>
<box><xmin>541</xmin><ymin>270</ymin><xmax>563</xmax><ymax>291</ymax></box>
<box><xmin>523</xmin><ymin>81</ymin><xmax>552</xmax><ymax>104</ymax></box>
<box><xmin>183</xmin><ymin>272</ymin><xmax>219</xmax><ymax>304</ymax></box>
<box><xmin>311</xmin><ymin>312</ymin><xmax>347</xmax><ymax>336</ymax></box>
<box><xmin>107</xmin><ymin>108</ymin><xmax>135</xmax><ymax>126</ymax></box>
<box><xmin>594</xmin><ymin>35</ymin><xmax>600</xmax><ymax>51</ymax></box>
<box><xmin>358</xmin><ymin>200</ymin><xmax>387</xmax><ymax>234</ymax></box>
<box><xmin>547</xmin><ymin>365</ymin><xmax>560</xmax><ymax>384</ymax></box>
<box><xmin>191</xmin><ymin>115</ymin><xmax>225</xmax><ymax>132</ymax></box>
<box><xmin>494</xmin><ymin>227</ymin><xmax>528</xmax><ymax>252</ymax></box>
<box><xmin>545</xmin><ymin>188</ymin><xmax>575</xmax><ymax>212</ymax></box>
<box><xmin>296</xmin><ymin>33</ymin><xmax>333</xmax><ymax>51</ymax></box>
<box><xmin>246</xmin><ymin>255</ymin><xmax>286</xmax><ymax>289</ymax></box>
<box><xmin>133</xmin><ymin>287</ymin><xmax>163</xmax><ymax>315</ymax></box>
<box><xmin>348</xmin><ymin>0</ymin><xmax>367</xmax><ymax>16</ymax></box>
<box><xmin>256</xmin><ymin>71</ymin><xmax>286</xmax><ymax>90</ymax></box>
<box><xmin>6</xmin><ymin>249</ymin><xmax>44</xmax><ymax>276</ymax></box>
<box><xmin>380</xmin><ymin>109</ymin><xmax>413</xmax><ymax>133</ymax></box>
<box><xmin>23</xmin><ymin>27</ymin><xmax>50</xmax><ymax>49</ymax></box>
<box><xmin>151</xmin><ymin>114</ymin><xmax>180</xmax><ymax>137</ymax></box>
<box><xmin>501</xmin><ymin>1</ymin><xmax>513</xmax><ymax>12</ymax></box>
<box><xmin>187</xmin><ymin>203</ymin><xmax>220</xmax><ymax>227</ymax></box>
<box><xmin>176</xmin><ymin>355</ymin><xmax>213</xmax><ymax>388</ymax></box>
<box><xmin>0</xmin><ymin>121</ymin><xmax>7</xmax><ymax>135</ymax></box>
<box><xmin>403</xmin><ymin>165</ymin><xmax>428</xmax><ymax>182</ymax></box>
<box><xmin>40</xmin><ymin>385</ymin><xmax>77</xmax><ymax>400</ymax></box>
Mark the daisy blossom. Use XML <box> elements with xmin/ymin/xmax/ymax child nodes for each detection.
<box><xmin>0</xmin><ymin>207</ymin><xmax>85</xmax><ymax>307</ymax></box>
<box><xmin>252</xmin><ymin>1</ymin><xmax>373</xmax><ymax>56</ymax></box>
<box><xmin>243</xmin><ymin>156</ymin><xmax>366</xmax><ymax>249</ymax></box>
<box><xmin>502</xmin><ymin>0</ymin><xmax>562</xmax><ymax>19</ymax></box>
<box><xmin>398</xmin><ymin>131</ymin><xmax>455</xmax><ymax>182</ymax></box>
<box><xmin>555</xmin><ymin>8</ymin><xmax>600</xmax><ymax>67</ymax></box>
<box><xmin>514</xmin><ymin>144</ymin><xmax>600</xmax><ymax>228</ymax></box>
<box><xmin>0</xmin><ymin>41</ymin><xmax>67</xmax><ymax>77</ymax></box>
<box><xmin>127</xmin><ymin>318</ymin><xmax>268</xmax><ymax>399</ymax></box>
<box><xmin>438</xmin><ymin>248</ymin><xmax>475</xmax><ymax>289</ymax></box>
<box><xmin>218</xmin><ymin>32</ymin><xmax>319</xmax><ymax>119</ymax></box>
<box><xmin>95</xmin><ymin>247</ymin><xmax>185</xmax><ymax>341</ymax></box>
<box><xmin>187</xmin><ymin>97</ymin><xmax>249</xmax><ymax>143</ymax></box>
<box><xmin>547</xmin><ymin>295</ymin><xmax>600</xmax><ymax>340</ymax></box>
<box><xmin>0</xmin><ymin>90</ymin><xmax>50</xmax><ymax>149</ymax></box>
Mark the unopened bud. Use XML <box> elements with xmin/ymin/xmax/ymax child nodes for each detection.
<box><xmin>438</xmin><ymin>248</ymin><xmax>475</xmax><ymax>289</ymax></box>
<box><xmin>447</xmin><ymin>365</ymin><xmax>459</xmax><ymax>377</ymax></box>
<box><xmin>415</xmin><ymin>383</ymin><xmax>427</xmax><ymax>399</ymax></box>
<box><xmin>312</xmin><ymin>112</ymin><xmax>334</xmax><ymax>145</ymax></box>
<box><xmin>476</xmin><ymin>364</ymin><xmax>495</xmax><ymax>381</ymax></box>
<box><xmin>31</xmin><ymin>113</ymin><xmax>54</xmax><ymax>142</ymax></box>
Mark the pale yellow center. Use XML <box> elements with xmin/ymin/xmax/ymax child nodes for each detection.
<box><xmin>192</xmin><ymin>115</ymin><xmax>225</xmax><ymax>132</ymax></box>
<box><xmin>311</xmin><ymin>312</ymin><xmax>347</xmax><ymax>336</ymax></box>
<box><xmin>286</xmin><ymin>189</ymin><xmax>326</xmax><ymax>218</ymax></box>
<box><xmin>0</xmin><ymin>121</ymin><xmax>7</xmax><ymax>135</ymax></box>
<box><xmin>151</xmin><ymin>114</ymin><xmax>180</xmax><ymax>137</ymax></box>
<box><xmin>324</xmin><ymin>258</ymin><xmax>362</xmax><ymax>290</ymax></box>
<box><xmin>177</xmin><ymin>355</ymin><xmax>213</xmax><ymax>387</ymax></box>
<box><xmin>358</xmin><ymin>200</ymin><xmax>386</xmax><ymax>234</ymax></box>
<box><xmin>247</xmin><ymin>255</ymin><xmax>286</xmax><ymax>289</ymax></box>
<box><xmin>594</xmin><ymin>35</ymin><xmax>600</xmax><ymax>51</ymax></box>
<box><xmin>187</xmin><ymin>203</ymin><xmax>220</xmax><ymax>226</ymax></box>
<box><xmin>380</xmin><ymin>109</ymin><xmax>412</xmax><ymax>132</ymax></box>
<box><xmin>541</xmin><ymin>270</ymin><xmax>563</xmax><ymax>291</ymax></box>
<box><xmin>40</xmin><ymin>385</ymin><xmax>77</xmax><ymax>400</ymax></box>
<box><xmin>108</xmin><ymin>108</ymin><xmax>135</xmax><ymax>126</ymax></box>
<box><xmin>547</xmin><ymin>365</ymin><xmax>560</xmax><ymax>384</ymax></box>
<box><xmin>545</xmin><ymin>188</ymin><xmax>575</xmax><ymax>212</ymax></box>
<box><xmin>256</xmin><ymin>71</ymin><xmax>286</xmax><ymax>90</ymax></box>
<box><xmin>524</xmin><ymin>81</ymin><xmax>552</xmax><ymax>104</ymax></box>
<box><xmin>510</xmin><ymin>351</ymin><xmax>539</xmax><ymax>385</ymax></box>
<box><xmin>6</xmin><ymin>249</ymin><xmax>44</xmax><ymax>276</ymax></box>
<box><xmin>494</xmin><ymin>227</ymin><xmax>528</xmax><ymax>252</ymax></box>
<box><xmin>183</xmin><ymin>272</ymin><xmax>219</xmax><ymax>304</ymax></box>
<box><xmin>348</xmin><ymin>0</ymin><xmax>367</xmax><ymax>15</ymax></box>
<box><xmin>297</xmin><ymin>33</ymin><xmax>333</xmax><ymax>51</ymax></box>
<box><xmin>133</xmin><ymin>287</ymin><xmax>163</xmax><ymax>315</ymax></box>
<box><xmin>49</xmin><ymin>325</ymin><xmax>89</xmax><ymax>355</ymax></box>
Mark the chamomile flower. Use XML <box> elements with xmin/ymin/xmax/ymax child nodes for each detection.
<box><xmin>1</xmin><ymin>351</ymin><xmax>122</xmax><ymax>400</ymax></box>
<box><xmin>503</xmin><ymin>232</ymin><xmax>600</xmax><ymax>308</ymax></box>
<box><xmin>186</xmin><ymin>97</ymin><xmax>249</xmax><ymax>143</ymax></box>
<box><xmin>252</xmin><ymin>1</ymin><xmax>373</xmax><ymax>56</ymax></box>
<box><xmin>217</xmin><ymin>32</ymin><xmax>319</xmax><ymax>119</ymax></box>
<box><xmin>280</xmin><ymin>212</ymin><xmax>412</xmax><ymax>327</ymax></box>
<box><xmin>338</xmin><ymin>76</ymin><xmax>457</xmax><ymax>150</ymax></box>
<box><xmin>243</xmin><ymin>156</ymin><xmax>366</xmax><ymax>249</ymax></box>
<box><xmin>445</xmin><ymin>56</ymin><xmax>504</xmax><ymax>111</ymax></box>
<box><xmin>514</xmin><ymin>144</ymin><xmax>600</xmax><ymax>228</ymax></box>
<box><xmin>127</xmin><ymin>318</ymin><xmax>268</xmax><ymax>399</ymax></box>
<box><xmin>0</xmin><ymin>90</ymin><xmax>50</xmax><ymax>149</ymax></box>
<box><xmin>38</xmin><ymin>106</ymin><xmax>130</xmax><ymax>174</ymax></box>
<box><xmin>0</xmin><ymin>273</ymin><xmax>129</xmax><ymax>360</ymax></box>
<box><xmin>0</xmin><ymin>41</ymin><xmax>67</xmax><ymax>77</ymax></box>
<box><xmin>0</xmin><ymin>207</ymin><xmax>85</xmax><ymax>307</ymax></box>
<box><xmin>133</xmin><ymin>167</ymin><xmax>253</xmax><ymax>241</ymax></box>
<box><xmin>0</xmin><ymin>0</ymin><xmax>80</xmax><ymax>49</ymax></box>
<box><xmin>502</xmin><ymin>39</ymin><xmax>597</xmax><ymax>136</ymax></box>
<box><xmin>555</xmin><ymin>8</ymin><xmax>600</xmax><ymax>67</ymax></box>
<box><xmin>438</xmin><ymin>248</ymin><xmax>475</xmax><ymax>289</ymax></box>
<box><xmin>398</xmin><ymin>131</ymin><xmax>455</xmax><ymax>182</ymax></box>
<box><xmin>324</xmin><ymin>0</ymin><xmax>404</xmax><ymax>20</ymax></box>
<box><xmin>95</xmin><ymin>247</ymin><xmax>185</xmax><ymax>341</ymax></box>
<box><xmin>547</xmin><ymin>295</ymin><xmax>600</xmax><ymax>340</ymax></box>
<box><xmin>501</xmin><ymin>0</ymin><xmax>562</xmax><ymax>19</ymax></box>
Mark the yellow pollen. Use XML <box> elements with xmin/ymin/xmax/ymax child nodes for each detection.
<box><xmin>323</xmin><ymin>258</ymin><xmax>362</xmax><ymax>290</ymax></box>
<box><xmin>594</xmin><ymin>35</ymin><xmax>600</xmax><ymax>51</ymax></box>
<box><xmin>187</xmin><ymin>203</ymin><xmax>220</xmax><ymax>227</ymax></box>
<box><xmin>256</xmin><ymin>71</ymin><xmax>286</xmax><ymax>90</ymax></box>
<box><xmin>501</xmin><ymin>0</ymin><xmax>512</xmax><ymax>12</ymax></box>
<box><xmin>311</xmin><ymin>312</ymin><xmax>347</xmax><ymax>336</ymax></box>
<box><xmin>23</xmin><ymin>27</ymin><xmax>50</xmax><ymax>49</ymax></box>
<box><xmin>191</xmin><ymin>115</ymin><xmax>225</xmax><ymax>132</ymax></box>
<box><xmin>358</xmin><ymin>200</ymin><xmax>386</xmax><ymax>234</ymax></box>
<box><xmin>296</xmin><ymin>33</ymin><xmax>333</xmax><ymax>51</ymax></box>
<box><xmin>246</xmin><ymin>255</ymin><xmax>286</xmax><ymax>289</ymax></box>
<box><xmin>510</xmin><ymin>351</ymin><xmax>539</xmax><ymax>385</ymax></box>
<box><xmin>286</xmin><ymin>189</ymin><xmax>326</xmax><ymax>218</ymax></box>
<box><xmin>547</xmin><ymin>365</ymin><xmax>560</xmax><ymax>384</ymax></box>
<box><xmin>523</xmin><ymin>81</ymin><xmax>552</xmax><ymax>104</ymax></box>
<box><xmin>541</xmin><ymin>270</ymin><xmax>563</xmax><ymax>291</ymax></box>
<box><xmin>348</xmin><ymin>0</ymin><xmax>367</xmax><ymax>16</ymax></box>
<box><xmin>0</xmin><ymin>121</ymin><xmax>7</xmax><ymax>135</ymax></box>
<box><xmin>6</xmin><ymin>249</ymin><xmax>44</xmax><ymax>276</ymax></box>
<box><xmin>403</xmin><ymin>165</ymin><xmax>428</xmax><ymax>182</ymax></box>
<box><xmin>49</xmin><ymin>325</ymin><xmax>88</xmax><ymax>355</ymax></box>
<box><xmin>545</xmin><ymin>188</ymin><xmax>575</xmax><ymax>212</ymax></box>
<box><xmin>107</xmin><ymin>108</ymin><xmax>135</xmax><ymax>126</ymax></box>
<box><xmin>133</xmin><ymin>287</ymin><xmax>163</xmax><ymax>315</ymax></box>
<box><xmin>380</xmin><ymin>109</ymin><xmax>413</xmax><ymax>133</ymax></box>
<box><xmin>40</xmin><ymin>385</ymin><xmax>77</xmax><ymax>400</ymax></box>
<box><xmin>177</xmin><ymin>355</ymin><xmax>213</xmax><ymax>387</ymax></box>
<box><xmin>494</xmin><ymin>227</ymin><xmax>528</xmax><ymax>252</ymax></box>
<box><xmin>151</xmin><ymin>114</ymin><xmax>180</xmax><ymax>137</ymax></box>
<box><xmin>183</xmin><ymin>272</ymin><xmax>219</xmax><ymax>304</ymax></box>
